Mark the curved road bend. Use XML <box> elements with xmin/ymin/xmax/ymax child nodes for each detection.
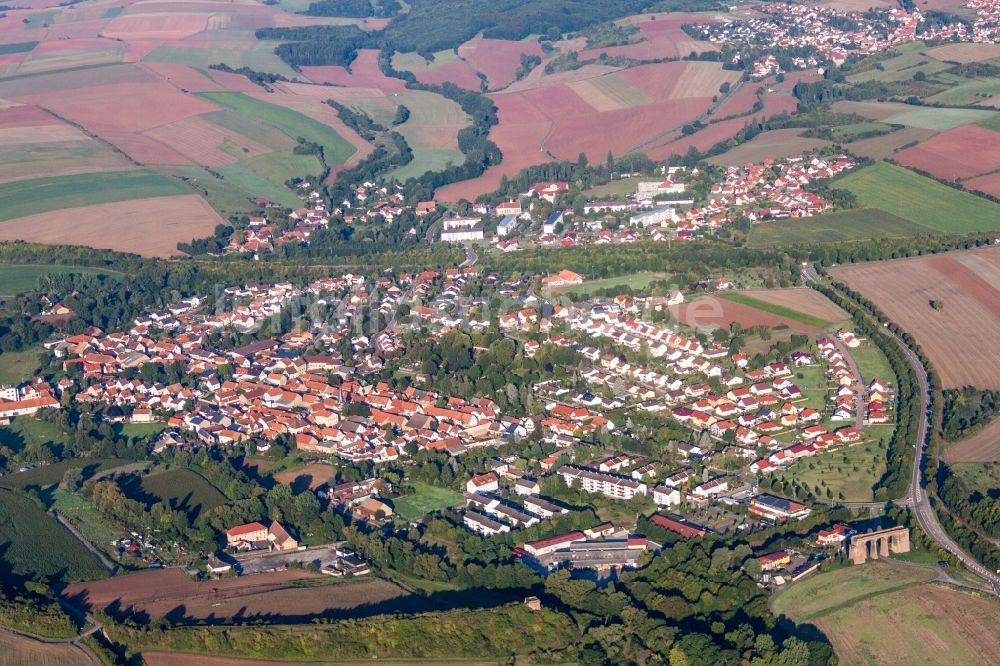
<box><xmin>802</xmin><ymin>266</ymin><xmax>1000</xmax><ymax>594</ymax></box>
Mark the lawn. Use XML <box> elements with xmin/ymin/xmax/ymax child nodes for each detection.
<box><xmin>392</xmin><ymin>482</ymin><xmax>464</xmax><ymax>521</ymax></box>
<box><xmin>0</xmin><ymin>416</ymin><xmax>71</xmax><ymax>458</ymax></box>
<box><xmin>558</xmin><ymin>271</ymin><xmax>669</xmax><ymax>296</ymax></box>
<box><xmin>790</xmin><ymin>364</ymin><xmax>830</xmax><ymax>411</ymax></box>
<box><xmin>772</xmin><ymin>438</ymin><xmax>889</xmax><ymax>502</ymax></box>
<box><xmin>850</xmin><ymin>342</ymin><xmax>896</xmax><ymax>386</ymax></box>
<box><xmin>0</xmin><ymin>170</ymin><xmax>191</xmax><ymax>222</ymax></box>
<box><xmin>0</xmin><ymin>264</ymin><xmax>120</xmax><ymax>295</ymax></box>
<box><xmin>581</xmin><ymin>178</ymin><xmax>642</xmax><ymax>199</ymax></box>
<box><xmin>836</xmin><ymin>161</ymin><xmax>1000</xmax><ymax>233</ymax></box>
<box><xmin>117</xmin><ymin>423</ymin><xmax>166</xmax><ymax>439</ymax></box>
<box><xmin>747</xmin><ymin>208</ymin><xmax>933</xmax><ymax>247</ymax></box>
<box><xmin>0</xmin><ymin>347</ymin><xmax>42</xmax><ymax>384</ymax></box>
<box><xmin>120</xmin><ymin>468</ymin><xmax>227</xmax><ymax>522</ymax></box>
<box><xmin>198</xmin><ymin>92</ymin><xmax>356</xmax><ymax>166</ymax></box>
<box><xmin>0</xmin><ymin>487</ymin><xmax>106</xmax><ymax>585</ymax></box>
<box><xmin>719</xmin><ymin>292</ymin><xmax>833</xmax><ymax>328</ymax></box>
<box><xmin>949</xmin><ymin>460</ymin><xmax>1000</xmax><ymax>491</ymax></box>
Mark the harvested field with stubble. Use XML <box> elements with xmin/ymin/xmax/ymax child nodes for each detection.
<box><xmin>707</xmin><ymin>129</ymin><xmax>830</xmax><ymax>166</ymax></box>
<box><xmin>926</xmin><ymin>42</ymin><xmax>1000</xmax><ymax>63</ymax></box>
<box><xmin>845</xmin><ymin>126</ymin><xmax>938</xmax><ymax>159</ymax></box>
<box><xmin>64</xmin><ymin>568</ymin><xmax>409</xmax><ymax>623</ymax></box>
<box><xmin>830</xmin><ymin>246</ymin><xmax>1000</xmax><ymax>388</ymax></box>
<box><xmin>0</xmin><ymin>630</ymin><xmax>91</xmax><ymax>666</ymax></box>
<box><xmin>943</xmin><ymin>418</ymin><xmax>1000</xmax><ymax>462</ymax></box>
<box><xmin>774</xmin><ymin>561</ymin><xmax>1000</xmax><ymax>665</ymax></box>
<box><xmin>0</xmin><ymin>194</ymin><xmax>222</xmax><ymax>257</ymax></box>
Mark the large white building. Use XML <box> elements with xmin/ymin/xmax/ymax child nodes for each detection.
<box><xmin>629</xmin><ymin>207</ymin><xmax>675</xmax><ymax>228</ymax></box>
<box><xmin>441</xmin><ymin>216</ymin><xmax>484</xmax><ymax>242</ymax></box>
<box><xmin>557</xmin><ymin>465</ymin><xmax>648</xmax><ymax>500</ymax></box>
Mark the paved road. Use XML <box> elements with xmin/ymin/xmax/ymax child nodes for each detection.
<box><xmin>803</xmin><ymin>265</ymin><xmax>1000</xmax><ymax>594</ymax></box>
<box><xmin>460</xmin><ymin>247</ymin><xmax>479</xmax><ymax>268</ymax></box>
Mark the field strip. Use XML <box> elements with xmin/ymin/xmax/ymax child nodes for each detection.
<box><xmin>795</xmin><ymin>578</ymin><xmax>932</xmax><ymax>621</ymax></box>
<box><xmin>718</xmin><ymin>292</ymin><xmax>832</xmax><ymax>328</ymax></box>
<box><xmin>924</xmin><ymin>254</ymin><xmax>1000</xmax><ymax>318</ymax></box>
<box><xmin>954</xmin><ymin>251</ymin><xmax>1000</xmax><ymax>290</ymax></box>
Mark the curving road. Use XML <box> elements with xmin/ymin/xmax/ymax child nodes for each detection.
<box><xmin>803</xmin><ymin>265</ymin><xmax>1000</xmax><ymax>595</ymax></box>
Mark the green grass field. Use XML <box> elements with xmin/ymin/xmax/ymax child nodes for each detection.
<box><xmin>0</xmin><ymin>42</ymin><xmax>39</xmax><ymax>56</ymax></box>
<box><xmin>824</xmin><ymin>122</ymin><xmax>897</xmax><ymax>142</ymax></box>
<box><xmin>836</xmin><ymin>162</ymin><xmax>1000</xmax><ymax>233</ymax></box>
<box><xmin>0</xmin><ymin>487</ymin><xmax>106</xmax><ymax>585</ymax></box>
<box><xmin>773</xmin><ymin>561</ymin><xmax>936</xmax><ymax>621</ymax></box>
<box><xmin>0</xmin><ymin>263</ymin><xmax>120</xmax><ymax>295</ymax></box>
<box><xmin>0</xmin><ymin>417</ymin><xmax>70</xmax><ymax>458</ymax></box>
<box><xmin>581</xmin><ymin>178</ymin><xmax>641</xmax><ymax>199</ymax></box>
<box><xmin>163</xmin><ymin>165</ymin><xmax>258</xmax><ymax>218</ymax></box>
<box><xmin>882</xmin><ymin>107</ymin><xmax>997</xmax><ymax>131</ymax></box>
<box><xmin>147</xmin><ymin>38</ymin><xmax>301</xmax><ymax>80</ymax></box>
<box><xmin>393</xmin><ymin>49</ymin><xmax>460</xmax><ymax>72</ymax></box>
<box><xmin>748</xmin><ymin>208</ymin><xmax>931</xmax><ymax>246</ymax></box>
<box><xmin>0</xmin><ymin>458</ymin><xmax>133</xmax><ymax>491</ymax></box>
<box><xmin>123</xmin><ymin>468</ymin><xmax>227</xmax><ymax>522</ymax></box>
<box><xmin>772</xmin><ymin>438</ymin><xmax>889</xmax><ymax>502</ymax></box>
<box><xmin>848</xmin><ymin>44</ymin><xmax>950</xmax><ymax>84</ymax></box>
<box><xmin>0</xmin><ymin>348</ymin><xmax>42</xmax><ymax>384</ymax></box>
<box><xmin>380</xmin><ymin>91</ymin><xmax>469</xmax><ymax>181</ymax></box>
<box><xmin>116</xmin><ymin>423</ymin><xmax>166</xmax><ymax>439</ymax></box>
<box><xmin>719</xmin><ymin>292</ymin><xmax>833</xmax><ymax>328</ymax></box>
<box><xmin>392</xmin><ymin>482</ymin><xmax>464</xmax><ymax>521</ymax></box>
<box><xmin>558</xmin><ymin>271</ymin><xmax>669</xmax><ymax>296</ymax></box>
<box><xmin>927</xmin><ymin>78</ymin><xmax>1000</xmax><ymax>107</ymax></box>
<box><xmin>851</xmin><ymin>342</ymin><xmax>896</xmax><ymax>386</ymax></box>
<box><xmin>198</xmin><ymin>92</ymin><xmax>356</xmax><ymax>166</ymax></box>
<box><xmin>0</xmin><ymin>170</ymin><xmax>191</xmax><ymax>222</ymax></box>
<box><xmin>50</xmin><ymin>487</ymin><xmax>124</xmax><ymax>550</ymax></box>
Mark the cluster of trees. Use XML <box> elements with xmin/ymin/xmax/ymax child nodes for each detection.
<box><xmin>302</xmin><ymin>0</ymin><xmax>401</xmax><ymax>18</ymax></box>
<box><xmin>207</xmin><ymin>64</ymin><xmax>289</xmax><ymax>86</ymax></box>
<box><xmin>941</xmin><ymin>387</ymin><xmax>1000</xmax><ymax>441</ymax></box>
<box><xmin>177</xmin><ymin>223</ymin><xmax>234</xmax><ymax>256</ymax></box>
<box><xmin>938</xmin><ymin>462</ymin><xmax>1000</xmax><ymax>539</ymax></box>
<box><xmin>255</xmin><ymin>25</ymin><xmax>371</xmax><ymax>68</ymax></box>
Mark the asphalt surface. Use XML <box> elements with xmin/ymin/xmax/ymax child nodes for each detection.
<box><xmin>803</xmin><ymin>265</ymin><xmax>1000</xmax><ymax>594</ymax></box>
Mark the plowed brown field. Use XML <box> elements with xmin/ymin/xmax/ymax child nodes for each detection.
<box><xmin>830</xmin><ymin>246</ymin><xmax>1000</xmax><ymax>388</ymax></box>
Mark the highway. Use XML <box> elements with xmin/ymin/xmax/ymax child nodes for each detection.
<box><xmin>802</xmin><ymin>265</ymin><xmax>1000</xmax><ymax>594</ymax></box>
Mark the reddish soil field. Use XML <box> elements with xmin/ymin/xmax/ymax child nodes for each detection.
<box><xmin>19</xmin><ymin>81</ymin><xmax>220</xmax><ymax>132</ymax></box>
<box><xmin>895</xmin><ymin>125</ymin><xmax>1000</xmax><ymax>180</ymax></box>
<box><xmin>845</xmin><ymin>126</ymin><xmax>938</xmax><ymax>160</ymax></box>
<box><xmin>64</xmin><ymin>567</ymin><xmax>407</xmax><ymax>622</ymax></box>
<box><xmin>436</xmin><ymin>92</ymin><xmax>551</xmax><ymax>200</ymax></box>
<box><xmin>943</xmin><ymin>418</ymin><xmax>1000</xmax><ymax>462</ymax></box>
<box><xmin>0</xmin><ymin>630</ymin><xmax>91</xmax><ymax>666</ymax></box>
<box><xmin>141</xmin><ymin>62</ymin><xmax>228</xmax><ymax>93</ymax></box>
<box><xmin>711</xmin><ymin>82</ymin><xmax>763</xmax><ymax>119</ymax></box>
<box><xmin>830</xmin><ymin>246</ymin><xmax>1000</xmax><ymax>388</ymax></box>
<box><xmin>103</xmin><ymin>13</ymin><xmax>210</xmax><ymax>41</ymax></box>
<box><xmin>300</xmin><ymin>50</ymin><xmax>405</xmax><ymax>90</ymax></box>
<box><xmin>579</xmin><ymin>13</ymin><xmax>719</xmax><ymax>62</ymax></box>
<box><xmin>458</xmin><ymin>38</ymin><xmax>543</xmax><ymax>90</ymax></box>
<box><xmin>143</xmin><ymin>116</ymin><xmax>273</xmax><ymax>167</ymax></box>
<box><xmin>647</xmin><ymin>93</ymin><xmax>798</xmax><ymax>160</ymax></box>
<box><xmin>0</xmin><ymin>195</ymin><xmax>223</xmax><ymax>257</ymax></box>
<box><xmin>965</xmin><ymin>172</ymin><xmax>1000</xmax><ymax>199</ymax></box>
<box><xmin>730</xmin><ymin>288</ymin><xmax>848</xmax><ymax>322</ymax></box>
<box><xmin>670</xmin><ymin>295</ymin><xmax>825</xmax><ymax>333</ymax></box>
<box><xmin>411</xmin><ymin>59</ymin><xmax>482</xmax><ymax>90</ymax></box>
<box><xmin>0</xmin><ymin>104</ymin><xmax>59</xmax><ymax>128</ymax></box>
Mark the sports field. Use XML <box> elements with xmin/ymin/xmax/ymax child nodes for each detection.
<box><xmin>774</xmin><ymin>562</ymin><xmax>1000</xmax><ymax>665</ymax></box>
<box><xmin>0</xmin><ymin>170</ymin><xmax>190</xmax><ymax>222</ymax></box>
<box><xmin>835</xmin><ymin>162</ymin><xmax>1000</xmax><ymax>233</ymax></box>
<box><xmin>198</xmin><ymin>92</ymin><xmax>356</xmax><ymax>166</ymax></box>
<box><xmin>748</xmin><ymin>208</ymin><xmax>930</xmax><ymax>246</ymax></box>
<box><xmin>392</xmin><ymin>482</ymin><xmax>464</xmax><ymax>521</ymax></box>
